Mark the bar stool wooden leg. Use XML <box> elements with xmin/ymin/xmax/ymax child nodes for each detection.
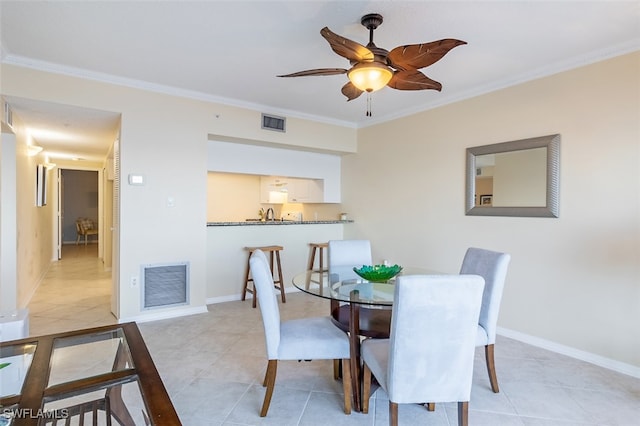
<box><xmin>241</xmin><ymin>252</ymin><xmax>258</xmax><ymax>308</ymax></box>
<box><xmin>241</xmin><ymin>255</ymin><xmax>250</xmax><ymax>301</ymax></box>
<box><xmin>307</xmin><ymin>243</ymin><xmax>328</xmax><ymax>295</ymax></box>
<box><xmin>274</xmin><ymin>250</ymin><xmax>286</xmax><ymax>303</ymax></box>
<box><xmin>318</xmin><ymin>247</ymin><xmax>324</xmax><ymax>276</ymax></box>
<box><xmin>306</xmin><ymin>245</ymin><xmax>318</xmax><ymax>290</ymax></box>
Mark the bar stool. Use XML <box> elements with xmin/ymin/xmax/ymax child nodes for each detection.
<box><xmin>306</xmin><ymin>242</ymin><xmax>328</xmax><ymax>293</ymax></box>
<box><xmin>242</xmin><ymin>245</ymin><xmax>286</xmax><ymax>308</ymax></box>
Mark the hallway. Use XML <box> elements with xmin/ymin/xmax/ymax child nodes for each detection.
<box><xmin>27</xmin><ymin>244</ymin><xmax>116</xmax><ymax>337</ymax></box>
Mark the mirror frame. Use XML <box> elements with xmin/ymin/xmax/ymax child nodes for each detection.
<box><xmin>466</xmin><ymin>134</ymin><xmax>560</xmax><ymax>217</ymax></box>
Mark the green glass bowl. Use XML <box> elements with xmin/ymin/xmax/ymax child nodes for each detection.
<box><xmin>353</xmin><ymin>264</ymin><xmax>403</xmax><ymax>283</ymax></box>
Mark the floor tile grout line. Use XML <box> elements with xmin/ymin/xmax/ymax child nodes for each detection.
<box><xmin>296</xmin><ymin>389</ymin><xmax>313</xmax><ymax>426</ymax></box>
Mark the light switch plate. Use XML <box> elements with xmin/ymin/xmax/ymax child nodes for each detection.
<box><xmin>128</xmin><ymin>174</ymin><xmax>145</xmax><ymax>185</ymax></box>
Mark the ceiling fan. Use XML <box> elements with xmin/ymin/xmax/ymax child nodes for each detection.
<box><xmin>278</xmin><ymin>13</ymin><xmax>466</xmax><ymax>114</ymax></box>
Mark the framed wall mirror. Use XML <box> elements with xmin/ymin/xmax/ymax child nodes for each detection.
<box><xmin>465</xmin><ymin>134</ymin><xmax>560</xmax><ymax>217</ymax></box>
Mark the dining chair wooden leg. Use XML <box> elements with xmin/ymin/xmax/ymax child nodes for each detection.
<box><xmin>261</xmin><ymin>360</ymin><xmax>278</xmax><ymax>417</ymax></box>
<box><xmin>333</xmin><ymin>359</ymin><xmax>340</xmax><ymax>380</ymax></box>
<box><xmin>389</xmin><ymin>401</ymin><xmax>399</xmax><ymax>426</ymax></box>
<box><xmin>426</xmin><ymin>402</ymin><xmax>435</xmax><ymax>411</ymax></box>
<box><xmin>485</xmin><ymin>344</ymin><xmax>499</xmax><ymax>393</ymax></box>
<box><xmin>458</xmin><ymin>401</ymin><xmax>469</xmax><ymax>426</ymax></box>
<box><xmin>362</xmin><ymin>362</ymin><xmax>371</xmax><ymax>414</ymax></box>
<box><xmin>341</xmin><ymin>358</ymin><xmax>352</xmax><ymax>414</ymax></box>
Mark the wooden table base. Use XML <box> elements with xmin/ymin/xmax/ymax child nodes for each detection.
<box><xmin>330</xmin><ymin>301</ymin><xmax>392</xmax><ymax>412</ymax></box>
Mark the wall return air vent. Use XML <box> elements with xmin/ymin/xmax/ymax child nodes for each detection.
<box><xmin>141</xmin><ymin>262</ymin><xmax>189</xmax><ymax>310</ymax></box>
<box><xmin>261</xmin><ymin>113</ymin><xmax>286</xmax><ymax>132</ymax></box>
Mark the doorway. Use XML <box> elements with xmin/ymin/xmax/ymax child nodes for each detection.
<box><xmin>59</xmin><ymin>169</ymin><xmax>99</xmax><ymax>256</ymax></box>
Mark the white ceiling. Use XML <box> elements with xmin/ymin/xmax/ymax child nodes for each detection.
<box><xmin>1</xmin><ymin>1</ymin><xmax>639</xmax><ymax>162</ymax></box>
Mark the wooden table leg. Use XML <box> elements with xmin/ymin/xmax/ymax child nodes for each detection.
<box><xmin>349</xmin><ymin>291</ymin><xmax>362</xmax><ymax>412</ymax></box>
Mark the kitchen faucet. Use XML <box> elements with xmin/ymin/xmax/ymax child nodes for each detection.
<box><xmin>265</xmin><ymin>207</ymin><xmax>275</xmax><ymax>221</ymax></box>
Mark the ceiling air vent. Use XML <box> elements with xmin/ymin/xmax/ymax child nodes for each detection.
<box><xmin>261</xmin><ymin>113</ymin><xmax>286</xmax><ymax>132</ymax></box>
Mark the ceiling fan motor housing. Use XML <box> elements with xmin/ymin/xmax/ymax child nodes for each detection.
<box><xmin>361</xmin><ymin>13</ymin><xmax>383</xmax><ymax>30</ymax></box>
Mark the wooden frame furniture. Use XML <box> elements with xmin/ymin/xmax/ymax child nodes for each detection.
<box><xmin>75</xmin><ymin>218</ymin><xmax>99</xmax><ymax>246</ymax></box>
<box><xmin>0</xmin><ymin>322</ymin><xmax>180</xmax><ymax>426</ymax></box>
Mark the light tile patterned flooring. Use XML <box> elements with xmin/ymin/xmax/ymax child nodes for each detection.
<box><xmin>26</xmin><ymin>245</ymin><xmax>640</xmax><ymax>425</ymax></box>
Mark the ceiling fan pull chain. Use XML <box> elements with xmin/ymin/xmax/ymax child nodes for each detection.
<box><xmin>366</xmin><ymin>93</ymin><xmax>372</xmax><ymax>117</ymax></box>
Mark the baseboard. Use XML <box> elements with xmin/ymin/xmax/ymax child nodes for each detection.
<box><xmin>205</xmin><ymin>286</ymin><xmax>300</xmax><ymax>306</ymax></box>
<box><xmin>21</xmin><ymin>260</ymin><xmax>53</xmax><ymax>309</ymax></box>
<box><xmin>497</xmin><ymin>326</ymin><xmax>640</xmax><ymax>378</ymax></box>
<box><xmin>119</xmin><ymin>305</ymin><xmax>208</xmax><ymax>324</ymax></box>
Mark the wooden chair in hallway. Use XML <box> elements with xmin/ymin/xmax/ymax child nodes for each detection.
<box><xmin>76</xmin><ymin>218</ymin><xmax>98</xmax><ymax>245</ymax></box>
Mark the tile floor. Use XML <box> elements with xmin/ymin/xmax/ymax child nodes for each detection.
<box><xmin>25</xmin><ymin>245</ymin><xmax>640</xmax><ymax>425</ymax></box>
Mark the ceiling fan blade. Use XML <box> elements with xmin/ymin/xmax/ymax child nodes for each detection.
<box><xmin>388</xmin><ymin>70</ymin><xmax>442</xmax><ymax>91</ymax></box>
<box><xmin>278</xmin><ymin>68</ymin><xmax>348</xmax><ymax>77</ymax></box>
<box><xmin>341</xmin><ymin>82</ymin><xmax>364</xmax><ymax>101</ymax></box>
<box><xmin>387</xmin><ymin>39</ymin><xmax>467</xmax><ymax>70</ymax></box>
<box><xmin>321</xmin><ymin>27</ymin><xmax>374</xmax><ymax>62</ymax></box>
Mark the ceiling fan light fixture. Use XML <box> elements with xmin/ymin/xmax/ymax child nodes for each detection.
<box><xmin>348</xmin><ymin>62</ymin><xmax>393</xmax><ymax>92</ymax></box>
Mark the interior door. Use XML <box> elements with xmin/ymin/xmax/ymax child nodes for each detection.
<box><xmin>57</xmin><ymin>168</ymin><xmax>63</xmax><ymax>259</ymax></box>
<box><xmin>111</xmin><ymin>139</ymin><xmax>120</xmax><ymax>317</ymax></box>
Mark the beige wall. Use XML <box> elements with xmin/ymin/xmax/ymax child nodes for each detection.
<box><xmin>9</xmin><ymin>113</ymin><xmax>56</xmax><ymax>307</ymax></box>
<box><xmin>1</xmin><ymin>63</ymin><xmax>356</xmax><ymax>320</ymax></box>
<box><xmin>2</xmin><ymin>52</ymin><xmax>638</xmax><ymax>371</ymax></box>
<box><xmin>343</xmin><ymin>52</ymin><xmax>640</xmax><ymax>369</ymax></box>
<box><xmin>207</xmin><ymin>172</ymin><xmax>261</xmax><ymax>221</ymax></box>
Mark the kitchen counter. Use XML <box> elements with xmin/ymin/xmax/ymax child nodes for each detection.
<box><xmin>206</xmin><ymin>222</ymin><xmax>347</xmax><ymax>303</ymax></box>
<box><xmin>207</xmin><ymin>220</ymin><xmax>353</xmax><ymax>226</ymax></box>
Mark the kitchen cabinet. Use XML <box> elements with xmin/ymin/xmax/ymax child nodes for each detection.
<box><xmin>260</xmin><ymin>177</ymin><xmax>288</xmax><ymax>203</ymax></box>
<box><xmin>288</xmin><ymin>178</ymin><xmax>323</xmax><ymax>203</ymax></box>
<box><xmin>260</xmin><ymin>176</ymin><xmax>324</xmax><ymax>203</ymax></box>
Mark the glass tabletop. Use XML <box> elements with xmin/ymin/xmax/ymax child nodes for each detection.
<box><xmin>48</xmin><ymin>328</ymin><xmax>133</xmax><ymax>387</ymax></box>
<box><xmin>0</xmin><ymin>322</ymin><xmax>180</xmax><ymax>426</ymax></box>
<box><xmin>292</xmin><ymin>266</ymin><xmax>433</xmax><ymax>306</ymax></box>
<box><xmin>0</xmin><ymin>343</ymin><xmax>37</xmax><ymax>399</ymax></box>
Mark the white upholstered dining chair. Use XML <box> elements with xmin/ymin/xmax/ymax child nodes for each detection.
<box><xmin>460</xmin><ymin>247</ymin><xmax>511</xmax><ymax>393</ymax></box>
<box><xmin>361</xmin><ymin>274</ymin><xmax>485</xmax><ymax>426</ymax></box>
<box><xmin>249</xmin><ymin>249</ymin><xmax>353</xmax><ymax>417</ymax></box>
<box><xmin>328</xmin><ymin>239</ymin><xmax>372</xmax><ymax>282</ymax></box>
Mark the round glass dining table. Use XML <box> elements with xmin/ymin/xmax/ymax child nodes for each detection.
<box><xmin>292</xmin><ymin>267</ymin><xmax>430</xmax><ymax>411</ymax></box>
<box><xmin>292</xmin><ymin>268</ymin><xmax>400</xmax><ymax>335</ymax></box>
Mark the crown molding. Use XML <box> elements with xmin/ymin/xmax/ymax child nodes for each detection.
<box><xmin>3</xmin><ymin>38</ymin><xmax>638</xmax><ymax>130</ymax></box>
<box><xmin>358</xmin><ymin>39</ymin><xmax>640</xmax><ymax>128</ymax></box>
<box><xmin>1</xmin><ymin>54</ymin><xmax>358</xmax><ymax>129</ymax></box>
